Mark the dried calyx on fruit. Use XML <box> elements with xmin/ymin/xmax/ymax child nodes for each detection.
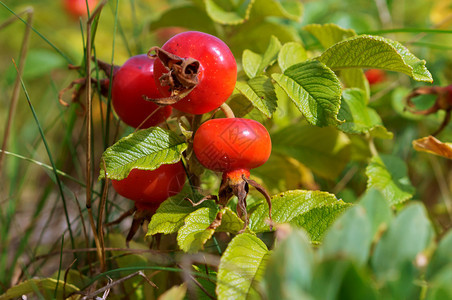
<box><xmin>191</xmin><ymin>117</ymin><xmax>273</xmax><ymax>232</ymax></box>
<box><xmin>147</xmin><ymin>31</ymin><xmax>237</xmax><ymax>115</ymax></box>
<box><xmin>406</xmin><ymin>85</ymin><xmax>452</xmax><ymax>135</ymax></box>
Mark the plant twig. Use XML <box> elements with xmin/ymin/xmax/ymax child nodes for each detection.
<box><xmin>0</xmin><ymin>7</ymin><xmax>33</xmax><ymax>172</ymax></box>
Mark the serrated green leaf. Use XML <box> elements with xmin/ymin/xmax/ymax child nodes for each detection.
<box><xmin>249</xmin><ymin>189</ymin><xmax>342</xmax><ymax>233</ymax></box>
<box><xmin>100</xmin><ymin>127</ymin><xmax>187</xmax><ymax>180</ymax></box>
<box><xmin>293</xmin><ymin>202</ymin><xmax>352</xmax><ymax>242</ymax></box>
<box><xmin>318</xmin><ymin>35</ymin><xmax>433</xmax><ymax>82</ymax></box>
<box><xmin>242</xmin><ymin>50</ymin><xmax>262</xmax><ymax>79</ymax></box>
<box><xmin>278</xmin><ymin>42</ymin><xmax>308</xmax><ymax>72</ymax></box>
<box><xmin>235</xmin><ymin>76</ymin><xmax>277</xmax><ymax>117</ymax></box>
<box><xmin>149</xmin><ymin>5</ymin><xmax>216</xmax><ymax>35</ymax></box>
<box><xmin>251</xmin><ymin>0</ymin><xmax>303</xmax><ymax>21</ymax></box>
<box><xmin>217</xmin><ymin>233</ymin><xmax>270</xmax><ymax>300</ymax></box>
<box><xmin>177</xmin><ymin>207</ymin><xmax>218</xmax><ymax>253</ymax></box>
<box><xmin>371</xmin><ymin>203</ymin><xmax>435</xmax><ymax>298</ymax></box>
<box><xmin>217</xmin><ymin>207</ymin><xmax>245</xmax><ymax>234</ymax></box>
<box><xmin>338</xmin><ymin>88</ymin><xmax>393</xmax><ymax>139</ymax></box>
<box><xmin>271</xmin><ymin>123</ymin><xmax>351</xmax><ymax>179</ymax></box>
<box><xmin>258</xmin><ymin>35</ymin><xmax>282</xmax><ymax>74</ymax></box>
<box><xmin>272</xmin><ymin>60</ymin><xmax>342</xmax><ymax>126</ymax></box>
<box><xmin>226</xmin><ymin>91</ymin><xmax>256</xmax><ymax>118</ymax></box>
<box><xmin>358</xmin><ymin>188</ymin><xmax>393</xmax><ymax>240</ymax></box>
<box><xmin>147</xmin><ymin>197</ymin><xmax>217</xmax><ymax>235</ymax></box>
<box><xmin>366</xmin><ymin>154</ymin><xmax>415</xmax><ymax>205</ymax></box>
<box><xmin>242</xmin><ymin>36</ymin><xmax>281</xmax><ymax>78</ymax></box>
<box><xmin>426</xmin><ymin>230</ymin><xmax>452</xmax><ymax>280</ymax></box>
<box><xmin>319</xmin><ymin>205</ymin><xmax>371</xmax><ymax>265</ymax></box>
<box><xmin>205</xmin><ymin>0</ymin><xmax>254</xmax><ymax>25</ymax></box>
<box><xmin>0</xmin><ymin>278</ymin><xmax>79</xmax><ymax>300</ymax></box>
<box><xmin>303</xmin><ymin>23</ymin><xmax>356</xmax><ymax>49</ymax></box>
<box><xmin>262</xmin><ymin>230</ymin><xmax>314</xmax><ymax>300</ymax></box>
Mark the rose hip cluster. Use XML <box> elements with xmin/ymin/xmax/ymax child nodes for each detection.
<box><xmin>106</xmin><ymin>31</ymin><xmax>272</xmax><ymax>239</ymax></box>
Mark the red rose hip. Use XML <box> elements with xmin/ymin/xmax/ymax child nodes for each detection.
<box><xmin>111</xmin><ymin>162</ymin><xmax>186</xmax><ymax>210</ymax></box>
<box><xmin>193</xmin><ymin>118</ymin><xmax>271</xmax><ymax>173</ymax></box>
<box><xmin>112</xmin><ymin>54</ymin><xmax>172</xmax><ymax>129</ymax></box>
<box><xmin>151</xmin><ymin>31</ymin><xmax>237</xmax><ymax>114</ymax></box>
<box><xmin>193</xmin><ymin>118</ymin><xmax>272</xmax><ymax>231</ymax></box>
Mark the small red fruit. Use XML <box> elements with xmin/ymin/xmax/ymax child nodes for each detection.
<box><xmin>64</xmin><ymin>0</ymin><xmax>98</xmax><ymax>18</ymax></box>
<box><xmin>151</xmin><ymin>31</ymin><xmax>237</xmax><ymax>114</ymax></box>
<box><xmin>111</xmin><ymin>162</ymin><xmax>186</xmax><ymax>210</ymax></box>
<box><xmin>193</xmin><ymin>118</ymin><xmax>272</xmax><ymax>231</ymax></box>
<box><xmin>365</xmin><ymin>69</ymin><xmax>386</xmax><ymax>85</ymax></box>
<box><xmin>193</xmin><ymin>118</ymin><xmax>271</xmax><ymax>173</ymax></box>
<box><xmin>112</xmin><ymin>54</ymin><xmax>172</xmax><ymax>129</ymax></box>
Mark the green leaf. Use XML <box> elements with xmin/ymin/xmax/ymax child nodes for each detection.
<box><xmin>338</xmin><ymin>88</ymin><xmax>393</xmax><ymax>139</ymax></box>
<box><xmin>217</xmin><ymin>207</ymin><xmax>245</xmax><ymax>234</ymax></box>
<box><xmin>253</xmin><ymin>153</ymin><xmax>315</xmax><ymax>194</ymax></box>
<box><xmin>320</xmin><ymin>205</ymin><xmax>372</xmax><ymax>265</ymax></box>
<box><xmin>149</xmin><ymin>5</ymin><xmax>216</xmax><ymax>35</ymax></box>
<box><xmin>251</xmin><ymin>0</ymin><xmax>303</xmax><ymax>21</ymax></box>
<box><xmin>242</xmin><ymin>36</ymin><xmax>281</xmax><ymax>78</ymax></box>
<box><xmin>249</xmin><ymin>189</ymin><xmax>343</xmax><ymax>233</ymax></box>
<box><xmin>303</xmin><ymin>23</ymin><xmax>356</xmax><ymax>49</ymax></box>
<box><xmin>229</xmin><ymin>20</ymin><xmax>300</xmax><ymax>55</ymax></box>
<box><xmin>205</xmin><ymin>0</ymin><xmax>254</xmax><ymax>25</ymax></box>
<box><xmin>272</xmin><ymin>60</ymin><xmax>342</xmax><ymax>126</ymax></box>
<box><xmin>371</xmin><ymin>203</ymin><xmax>435</xmax><ymax>296</ymax></box>
<box><xmin>262</xmin><ymin>230</ymin><xmax>314</xmax><ymax>299</ymax></box>
<box><xmin>147</xmin><ymin>197</ymin><xmax>217</xmax><ymax>235</ymax></box>
<box><xmin>340</xmin><ymin>69</ymin><xmax>369</xmax><ymax>96</ymax></box>
<box><xmin>242</xmin><ymin>50</ymin><xmax>262</xmax><ymax>79</ymax></box>
<box><xmin>217</xmin><ymin>233</ymin><xmax>270</xmax><ymax>300</ymax></box>
<box><xmin>426</xmin><ymin>266</ymin><xmax>452</xmax><ymax>300</ymax></box>
<box><xmin>366</xmin><ymin>154</ymin><xmax>415</xmax><ymax>205</ymax></box>
<box><xmin>292</xmin><ymin>202</ymin><xmax>352</xmax><ymax>242</ymax></box>
<box><xmin>158</xmin><ymin>284</ymin><xmax>187</xmax><ymax>300</ymax></box>
<box><xmin>271</xmin><ymin>123</ymin><xmax>351</xmax><ymax>179</ymax></box>
<box><xmin>177</xmin><ymin>207</ymin><xmax>218</xmax><ymax>253</ymax></box>
<box><xmin>24</xmin><ymin>49</ymin><xmax>66</xmax><ymax>79</ymax></box>
<box><xmin>0</xmin><ymin>278</ymin><xmax>79</xmax><ymax>300</ymax></box>
<box><xmin>278</xmin><ymin>42</ymin><xmax>308</xmax><ymax>72</ymax></box>
<box><xmin>235</xmin><ymin>76</ymin><xmax>277</xmax><ymax>117</ymax></box>
<box><xmin>426</xmin><ymin>230</ymin><xmax>452</xmax><ymax>280</ymax></box>
<box><xmin>318</xmin><ymin>35</ymin><xmax>433</xmax><ymax>82</ymax></box>
<box><xmin>100</xmin><ymin>127</ymin><xmax>187</xmax><ymax>180</ymax></box>
<box><xmin>311</xmin><ymin>260</ymin><xmax>378</xmax><ymax>300</ymax></box>
<box><xmin>358</xmin><ymin>188</ymin><xmax>393</xmax><ymax>240</ymax></box>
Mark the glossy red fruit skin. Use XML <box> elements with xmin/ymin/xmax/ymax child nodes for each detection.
<box><xmin>112</xmin><ymin>55</ymin><xmax>172</xmax><ymax>128</ymax></box>
<box><xmin>365</xmin><ymin>69</ymin><xmax>386</xmax><ymax>85</ymax></box>
<box><xmin>193</xmin><ymin>118</ymin><xmax>271</xmax><ymax>173</ymax></box>
<box><xmin>64</xmin><ymin>0</ymin><xmax>98</xmax><ymax>18</ymax></box>
<box><xmin>111</xmin><ymin>162</ymin><xmax>186</xmax><ymax>209</ymax></box>
<box><xmin>153</xmin><ymin>31</ymin><xmax>237</xmax><ymax>114</ymax></box>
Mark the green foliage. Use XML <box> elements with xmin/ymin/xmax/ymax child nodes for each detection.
<box><xmin>272</xmin><ymin>60</ymin><xmax>343</xmax><ymax>126</ymax></box>
<box><xmin>366</xmin><ymin>154</ymin><xmax>416</xmax><ymax>205</ymax></box>
<box><xmin>216</xmin><ymin>233</ymin><xmax>270</xmax><ymax>299</ymax></box>
<box><xmin>3</xmin><ymin>0</ymin><xmax>452</xmax><ymax>299</ymax></box>
<box><xmin>318</xmin><ymin>35</ymin><xmax>433</xmax><ymax>82</ymax></box>
<box><xmin>99</xmin><ymin>127</ymin><xmax>187</xmax><ymax>180</ymax></box>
